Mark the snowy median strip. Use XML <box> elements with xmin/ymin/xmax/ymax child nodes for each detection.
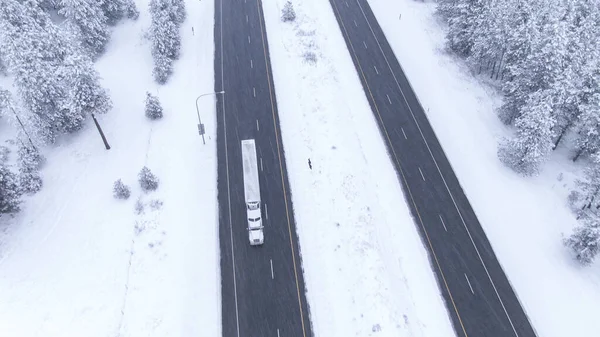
<box><xmin>261</xmin><ymin>0</ymin><xmax>455</xmax><ymax>335</ymax></box>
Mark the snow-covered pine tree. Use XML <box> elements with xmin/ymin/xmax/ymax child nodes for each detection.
<box><xmin>152</xmin><ymin>52</ymin><xmax>173</xmax><ymax>85</ymax></box>
<box><xmin>281</xmin><ymin>1</ymin><xmax>296</xmax><ymax>22</ymax></box>
<box><xmin>100</xmin><ymin>0</ymin><xmax>139</xmax><ymax>25</ymax></box>
<box><xmin>60</xmin><ymin>53</ymin><xmax>113</xmax><ymax>119</ymax></box>
<box><xmin>573</xmin><ymin>93</ymin><xmax>600</xmax><ymax>161</ymax></box>
<box><xmin>564</xmin><ymin>217</ymin><xmax>600</xmax><ymax>265</ymax></box>
<box><xmin>0</xmin><ymin>0</ymin><xmax>86</xmax><ymax>143</ymax></box>
<box><xmin>0</xmin><ymin>165</ymin><xmax>21</xmax><ymax>216</ymax></box>
<box><xmin>17</xmin><ymin>142</ymin><xmax>44</xmax><ymax>174</ymax></box>
<box><xmin>149</xmin><ymin>0</ymin><xmax>183</xmax><ymax>84</ymax></box>
<box><xmin>101</xmin><ymin>0</ymin><xmax>125</xmax><ymax>25</ymax></box>
<box><xmin>571</xmin><ymin>153</ymin><xmax>600</xmax><ymax>214</ymax></box>
<box><xmin>124</xmin><ymin>0</ymin><xmax>139</xmax><ymax>20</ymax></box>
<box><xmin>498</xmin><ymin>90</ymin><xmax>555</xmax><ymax>175</ymax></box>
<box><xmin>113</xmin><ymin>179</ymin><xmax>131</xmax><ymax>199</ymax></box>
<box><xmin>169</xmin><ymin>0</ymin><xmax>186</xmax><ymax>25</ymax></box>
<box><xmin>59</xmin><ymin>0</ymin><xmax>110</xmax><ymax>59</ymax></box>
<box><xmin>138</xmin><ymin>166</ymin><xmax>159</xmax><ymax>192</ymax></box>
<box><xmin>145</xmin><ymin>92</ymin><xmax>163</xmax><ymax>120</ymax></box>
<box><xmin>17</xmin><ymin>142</ymin><xmax>44</xmax><ymax>194</ymax></box>
<box><xmin>441</xmin><ymin>0</ymin><xmax>485</xmax><ymax>58</ymax></box>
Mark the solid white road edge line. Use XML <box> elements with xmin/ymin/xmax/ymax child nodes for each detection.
<box><xmin>354</xmin><ymin>1</ymin><xmax>521</xmax><ymax>335</ymax></box>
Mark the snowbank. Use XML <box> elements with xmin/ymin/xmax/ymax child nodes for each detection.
<box><xmin>366</xmin><ymin>0</ymin><xmax>600</xmax><ymax>335</ymax></box>
<box><xmin>0</xmin><ymin>0</ymin><xmax>219</xmax><ymax>336</ymax></box>
<box><xmin>261</xmin><ymin>0</ymin><xmax>455</xmax><ymax>335</ymax></box>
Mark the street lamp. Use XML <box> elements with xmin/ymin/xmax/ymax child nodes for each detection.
<box><xmin>195</xmin><ymin>91</ymin><xmax>225</xmax><ymax>145</ymax></box>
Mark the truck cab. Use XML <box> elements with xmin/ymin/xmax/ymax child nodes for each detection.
<box><xmin>247</xmin><ymin>201</ymin><xmax>264</xmax><ymax>245</ymax></box>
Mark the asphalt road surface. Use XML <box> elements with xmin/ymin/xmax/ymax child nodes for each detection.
<box><xmin>214</xmin><ymin>0</ymin><xmax>312</xmax><ymax>336</ymax></box>
<box><xmin>327</xmin><ymin>0</ymin><xmax>538</xmax><ymax>336</ymax></box>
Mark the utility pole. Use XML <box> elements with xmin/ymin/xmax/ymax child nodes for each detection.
<box><xmin>195</xmin><ymin>91</ymin><xmax>225</xmax><ymax>145</ymax></box>
<box><xmin>9</xmin><ymin>106</ymin><xmax>37</xmax><ymax>151</ymax></box>
<box><xmin>91</xmin><ymin>113</ymin><xmax>110</xmax><ymax>150</ymax></box>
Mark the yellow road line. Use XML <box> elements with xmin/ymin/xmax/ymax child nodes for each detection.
<box><xmin>329</xmin><ymin>0</ymin><xmax>468</xmax><ymax>336</ymax></box>
<box><xmin>255</xmin><ymin>1</ymin><xmax>309</xmax><ymax>336</ymax></box>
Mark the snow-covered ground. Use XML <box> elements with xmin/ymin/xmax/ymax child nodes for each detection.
<box><xmin>0</xmin><ymin>0</ymin><xmax>219</xmax><ymax>336</ymax></box>
<box><xmin>366</xmin><ymin>0</ymin><xmax>600</xmax><ymax>335</ymax></box>
<box><xmin>261</xmin><ymin>0</ymin><xmax>455</xmax><ymax>335</ymax></box>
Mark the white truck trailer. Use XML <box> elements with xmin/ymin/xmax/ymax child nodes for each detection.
<box><xmin>241</xmin><ymin>139</ymin><xmax>264</xmax><ymax>246</ymax></box>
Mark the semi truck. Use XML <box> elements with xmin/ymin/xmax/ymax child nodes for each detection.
<box><xmin>241</xmin><ymin>139</ymin><xmax>264</xmax><ymax>246</ymax></box>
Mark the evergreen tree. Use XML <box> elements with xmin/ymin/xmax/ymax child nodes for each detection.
<box><xmin>113</xmin><ymin>179</ymin><xmax>131</xmax><ymax>199</ymax></box>
<box><xmin>138</xmin><ymin>166</ymin><xmax>159</xmax><ymax>192</ymax></box>
<box><xmin>571</xmin><ymin>153</ymin><xmax>600</xmax><ymax>213</ymax></box>
<box><xmin>0</xmin><ymin>0</ymin><xmax>79</xmax><ymax>143</ymax></box>
<box><xmin>60</xmin><ymin>53</ymin><xmax>113</xmax><ymax>118</ymax></box>
<box><xmin>101</xmin><ymin>0</ymin><xmax>139</xmax><ymax>25</ymax></box>
<box><xmin>0</xmin><ymin>165</ymin><xmax>21</xmax><ymax>216</ymax></box>
<box><xmin>101</xmin><ymin>0</ymin><xmax>125</xmax><ymax>25</ymax></box>
<box><xmin>573</xmin><ymin>93</ymin><xmax>600</xmax><ymax>160</ymax></box>
<box><xmin>564</xmin><ymin>217</ymin><xmax>600</xmax><ymax>265</ymax></box>
<box><xmin>498</xmin><ymin>90</ymin><xmax>555</xmax><ymax>175</ymax></box>
<box><xmin>281</xmin><ymin>1</ymin><xmax>296</xmax><ymax>22</ymax></box>
<box><xmin>124</xmin><ymin>0</ymin><xmax>139</xmax><ymax>20</ymax></box>
<box><xmin>17</xmin><ymin>142</ymin><xmax>44</xmax><ymax>194</ymax></box>
<box><xmin>169</xmin><ymin>0</ymin><xmax>186</xmax><ymax>25</ymax></box>
<box><xmin>59</xmin><ymin>0</ymin><xmax>110</xmax><ymax>58</ymax></box>
<box><xmin>441</xmin><ymin>0</ymin><xmax>486</xmax><ymax>57</ymax></box>
<box><xmin>149</xmin><ymin>0</ymin><xmax>183</xmax><ymax>84</ymax></box>
<box><xmin>145</xmin><ymin>92</ymin><xmax>163</xmax><ymax>120</ymax></box>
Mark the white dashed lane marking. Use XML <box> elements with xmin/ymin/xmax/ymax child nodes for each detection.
<box><xmin>440</xmin><ymin>215</ymin><xmax>447</xmax><ymax>231</ymax></box>
<box><xmin>465</xmin><ymin>274</ymin><xmax>475</xmax><ymax>294</ymax></box>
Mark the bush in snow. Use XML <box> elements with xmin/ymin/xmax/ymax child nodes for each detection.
<box><xmin>134</xmin><ymin>198</ymin><xmax>145</xmax><ymax>215</ymax></box>
<box><xmin>303</xmin><ymin>51</ymin><xmax>317</xmax><ymax>64</ymax></box>
<box><xmin>0</xmin><ymin>165</ymin><xmax>22</xmax><ymax>216</ymax></box>
<box><xmin>113</xmin><ymin>179</ymin><xmax>131</xmax><ymax>199</ymax></box>
<box><xmin>145</xmin><ymin>92</ymin><xmax>164</xmax><ymax>120</ymax></box>
<box><xmin>281</xmin><ymin>1</ymin><xmax>296</xmax><ymax>22</ymax></box>
<box><xmin>138</xmin><ymin>166</ymin><xmax>159</xmax><ymax>192</ymax></box>
<box><xmin>564</xmin><ymin>218</ymin><xmax>600</xmax><ymax>265</ymax></box>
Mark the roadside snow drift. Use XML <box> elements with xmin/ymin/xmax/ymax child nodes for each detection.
<box><xmin>0</xmin><ymin>1</ymin><xmax>219</xmax><ymax>336</ymax></box>
<box><xmin>261</xmin><ymin>0</ymin><xmax>455</xmax><ymax>336</ymax></box>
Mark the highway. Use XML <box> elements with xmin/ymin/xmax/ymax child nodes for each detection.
<box><xmin>327</xmin><ymin>0</ymin><xmax>538</xmax><ymax>336</ymax></box>
<box><xmin>213</xmin><ymin>0</ymin><xmax>312</xmax><ymax>336</ymax></box>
